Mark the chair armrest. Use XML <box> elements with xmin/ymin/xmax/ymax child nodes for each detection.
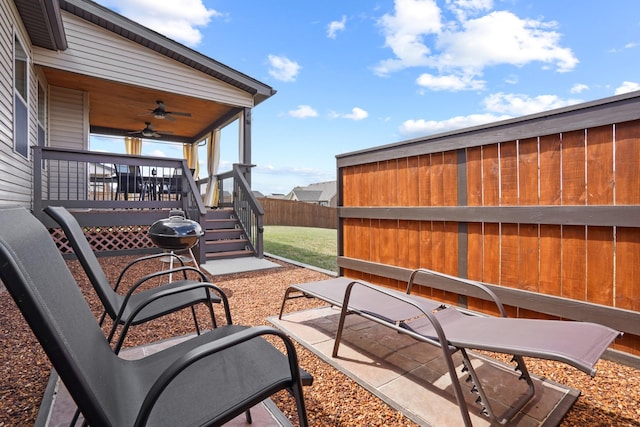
<box><xmin>114</xmin><ymin>253</ymin><xmax>189</xmax><ymax>291</ymax></box>
<box><xmin>134</xmin><ymin>326</ymin><xmax>304</xmax><ymax>427</ymax></box>
<box><xmin>110</xmin><ymin>282</ymin><xmax>232</xmax><ymax>352</ymax></box>
<box><xmin>123</xmin><ymin>266</ymin><xmax>209</xmax><ymax>297</ymax></box>
<box><xmin>406</xmin><ymin>268</ymin><xmax>508</xmax><ymax>317</ymax></box>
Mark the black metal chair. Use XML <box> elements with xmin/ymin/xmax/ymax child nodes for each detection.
<box><xmin>0</xmin><ymin>206</ymin><xmax>310</xmax><ymax>426</ymax></box>
<box><xmin>162</xmin><ymin>167</ymin><xmax>195</xmax><ymax>200</ymax></box>
<box><xmin>45</xmin><ymin>205</ymin><xmax>230</xmax><ymax>353</ymax></box>
<box><xmin>114</xmin><ymin>164</ymin><xmax>150</xmax><ymax>201</ymax></box>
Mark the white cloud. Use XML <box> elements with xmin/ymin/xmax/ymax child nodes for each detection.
<box><xmin>268</xmin><ymin>55</ymin><xmax>302</xmax><ymax>82</ymax></box>
<box><xmin>374</xmin><ymin>1</ymin><xmax>577</xmax><ymax>89</ymax></box>
<box><xmin>445</xmin><ymin>0</ymin><xmax>493</xmax><ymax>21</ymax></box>
<box><xmin>373</xmin><ymin>0</ymin><xmax>442</xmax><ymax>75</ymax></box>
<box><xmin>399</xmin><ymin>90</ymin><xmax>583</xmax><ymax>138</ymax></box>
<box><xmin>399</xmin><ymin>113</ymin><xmax>510</xmax><ymax>136</ymax></box>
<box><xmin>615</xmin><ymin>81</ymin><xmax>640</xmax><ymax>95</ymax></box>
<box><xmin>483</xmin><ymin>92</ymin><xmax>582</xmax><ymax>116</ymax></box>
<box><xmin>330</xmin><ymin>107</ymin><xmax>369</xmax><ymax>120</ymax></box>
<box><xmin>94</xmin><ymin>0</ymin><xmax>220</xmax><ymax>46</ymax></box>
<box><xmin>327</xmin><ymin>16</ymin><xmax>347</xmax><ymax>39</ymax></box>
<box><xmin>288</xmin><ymin>105</ymin><xmax>318</xmax><ymax>119</ymax></box>
<box><xmin>416</xmin><ymin>72</ymin><xmax>485</xmax><ymax>91</ymax></box>
<box><xmin>570</xmin><ymin>83</ymin><xmax>589</xmax><ymax>94</ymax></box>
<box><xmin>437</xmin><ymin>11</ymin><xmax>577</xmax><ymax>72</ymax></box>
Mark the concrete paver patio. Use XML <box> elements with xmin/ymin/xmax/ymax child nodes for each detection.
<box><xmin>270</xmin><ymin>306</ymin><xmax>580</xmax><ymax>427</ymax></box>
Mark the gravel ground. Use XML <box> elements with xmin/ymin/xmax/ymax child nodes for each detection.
<box><xmin>1</xmin><ymin>255</ymin><xmax>639</xmax><ymax>426</ymax></box>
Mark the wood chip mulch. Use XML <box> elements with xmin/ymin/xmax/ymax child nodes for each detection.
<box><xmin>1</xmin><ymin>255</ymin><xmax>639</xmax><ymax>426</ymax></box>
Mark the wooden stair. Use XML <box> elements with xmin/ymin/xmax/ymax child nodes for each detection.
<box><xmin>202</xmin><ymin>208</ymin><xmax>254</xmax><ymax>260</ymax></box>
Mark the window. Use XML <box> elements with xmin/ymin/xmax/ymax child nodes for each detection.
<box><xmin>14</xmin><ymin>36</ymin><xmax>28</xmax><ymax>158</ymax></box>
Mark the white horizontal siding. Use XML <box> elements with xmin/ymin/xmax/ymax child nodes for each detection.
<box><xmin>48</xmin><ymin>86</ymin><xmax>89</xmax><ymax>200</ymax></box>
<box><xmin>34</xmin><ymin>11</ymin><xmax>253</xmax><ymax>108</ymax></box>
<box><xmin>49</xmin><ymin>85</ymin><xmax>87</xmax><ymax>149</ymax></box>
<box><xmin>0</xmin><ymin>0</ymin><xmax>34</xmax><ymax>208</ymax></box>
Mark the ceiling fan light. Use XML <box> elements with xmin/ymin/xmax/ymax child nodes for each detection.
<box><xmin>154</xmin><ymin>113</ymin><xmax>165</xmax><ymax>119</ymax></box>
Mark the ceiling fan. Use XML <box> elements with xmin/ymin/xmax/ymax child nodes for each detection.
<box><xmin>128</xmin><ymin>122</ymin><xmax>172</xmax><ymax>138</ymax></box>
<box><xmin>137</xmin><ymin>100</ymin><xmax>192</xmax><ymax>121</ymax></box>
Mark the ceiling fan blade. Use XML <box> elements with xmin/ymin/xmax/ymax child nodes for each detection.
<box><xmin>166</xmin><ymin>111</ymin><xmax>192</xmax><ymax>117</ymax></box>
<box><xmin>164</xmin><ymin>114</ymin><xmax>176</xmax><ymax>122</ymax></box>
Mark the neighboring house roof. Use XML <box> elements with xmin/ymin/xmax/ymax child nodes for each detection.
<box><xmin>286</xmin><ymin>181</ymin><xmax>337</xmax><ymax>204</ymax></box>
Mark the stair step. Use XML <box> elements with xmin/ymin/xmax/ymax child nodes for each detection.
<box><xmin>206</xmin><ymin>229</ymin><xmax>245</xmax><ymax>240</ymax></box>
<box><xmin>205</xmin><ymin>219</ymin><xmax>241</xmax><ymax>230</ymax></box>
<box><xmin>205</xmin><ymin>238</ymin><xmax>249</xmax><ymax>252</ymax></box>
<box><xmin>205</xmin><ymin>249</ymin><xmax>254</xmax><ymax>260</ymax></box>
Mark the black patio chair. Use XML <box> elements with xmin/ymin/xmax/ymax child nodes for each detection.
<box><xmin>0</xmin><ymin>206</ymin><xmax>309</xmax><ymax>426</ymax></box>
<box><xmin>44</xmin><ymin>205</ymin><xmax>231</xmax><ymax>353</ymax></box>
<box><xmin>114</xmin><ymin>164</ymin><xmax>150</xmax><ymax>201</ymax></box>
<box><xmin>162</xmin><ymin>167</ymin><xmax>195</xmax><ymax>200</ymax></box>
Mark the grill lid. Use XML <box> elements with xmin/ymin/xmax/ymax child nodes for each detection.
<box><xmin>148</xmin><ymin>210</ymin><xmax>203</xmax><ymax>250</ymax></box>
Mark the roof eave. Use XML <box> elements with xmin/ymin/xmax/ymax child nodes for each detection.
<box><xmin>14</xmin><ymin>0</ymin><xmax>68</xmax><ymax>51</ymax></box>
<box><xmin>59</xmin><ymin>0</ymin><xmax>275</xmax><ymax>104</ymax></box>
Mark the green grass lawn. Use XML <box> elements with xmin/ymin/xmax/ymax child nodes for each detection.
<box><xmin>263</xmin><ymin>225</ymin><xmax>337</xmax><ymax>272</ymax></box>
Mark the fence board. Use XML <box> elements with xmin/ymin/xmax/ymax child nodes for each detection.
<box><xmin>561</xmin><ymin>225</ymin><xmax>586</xmax><ymax>301</ymax></box>
<box><xmin>561</xmin><ymin>130</ymin><xmax>586</xmax><ymax>205</ymax></box>
<box><xmin>500</xmin><ymin>223</ymin><xmax>519</xmax><ymax>287</ymax></box>
<box><xmin>587</xmin><ymin>226</ymin><xmax>613</xmax><ymax>305</ymax></box>
<box><xmin>430</xmin><ymin>153</ymin><xmax>444</xmax><ymax>206</ymax></box>
<box><xmin>466</xmin><ymin>147</ymin><xmax>482</xmax><ymax>206</ymax></box>
<box><xmin>519</xmin><ymin>137</ymin><xmax>538</xmax><ymax>205</ymax></box>
<box><xmin>482</xmin><ymin>145</ymin><xmax>499</xmax><ymax>206</ymax></box>
<box><xmin>418</xmin><ymin>154</ymin><xmax>432</xmax><ymax>206</ymax></box>
<box><xmin>615</xmin><ymin>227</ymin><xmax>640</xmax><ymax>311</ymax></box>
<box><xmin>519</xmin><ymin>224</ymin><xmax>539</xmax><ymax>292</ymax></box>
<box><xmin>539</xmin><ymin>134</ymin><xmax>561</xmax><ymax>205</ymax></box>
<box><xmin>500</xmin><ymin>141</ymin><xmax>518</xmax><ymax>205</ymax></box>
<box><xmin>539</xmin><ymin>225</ymin><xmax>561</xmax><ymax>296</ymax></box>
<box><xmin>443</xmin><ymin>151</ymin><xmax>458</xmax><ymax>206</ymax></box>
<box><xmin>587</xmin><ymin>125</ymin><xmax>614</xmax><ymax>205</ymax></box>
<box><xmin>615</xmin><ymin>120</ymin><xmax>640</xmax><ymax>204</ymax></box>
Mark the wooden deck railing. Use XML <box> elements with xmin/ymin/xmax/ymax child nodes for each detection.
<box><xmin>33</xmin><ymin>147</ymin><xmax>207</xmax><ymax>257</ymax></box>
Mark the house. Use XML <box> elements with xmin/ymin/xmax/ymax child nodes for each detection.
<box><xmin>2</xmin><ymin>0</ymin><xmax>276</xmax><ymax>260</ymax></box>
<box><xmin>285</xmin><ymin>181</ymin><xmax>337</xmax><ymax>207</ymax></box>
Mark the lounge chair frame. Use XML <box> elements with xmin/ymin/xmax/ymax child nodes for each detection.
<box><xmin>279</xmin><ymin>268</ymin><xmax>621</xmax><ymax>426</ymax></box>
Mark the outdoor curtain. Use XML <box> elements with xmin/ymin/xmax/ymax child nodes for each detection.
<box><xmin>204</xmin><ymin>129</ymin><xmax>221</xmax><ymax>207</ymax></box>
<box><xmin>183</xmin><ymin>143</ymin><xmax>199</xmax><ymax>178</ymax></box>
<box><xmin>124</xmin><ymin>137</ymin><xmax>142</xmax><ymax>155</ymax></box>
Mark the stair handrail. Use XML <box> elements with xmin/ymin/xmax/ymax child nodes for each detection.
<box><xmin>231</xmin><ymin>164</ymin><xmax>264</xmax><ymax>258</ymax></box>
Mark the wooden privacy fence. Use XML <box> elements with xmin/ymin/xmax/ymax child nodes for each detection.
<box><xmin>336</xmin><ymin>91</ymin><xmax>640</xmax><ymax>364</ymax></box>
<box><xmin>258</xmin><ymin>198</ymin><xmax>338</xmax><ymax>229</ymax></box>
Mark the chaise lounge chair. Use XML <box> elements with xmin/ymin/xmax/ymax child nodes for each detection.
<box><xmin>279</xmin><ymin>269</ymin><xmax>621</xmax><ymax>426</ymax></box>
<box><xmin>45</xmin><ymin>205</ymin><xmax>230</xmax><ymax>353</ymax></box>
<box><xmin>0</xmin><ymin>206</ymin><xmax>310</xmax><ymax>426</ymax></box>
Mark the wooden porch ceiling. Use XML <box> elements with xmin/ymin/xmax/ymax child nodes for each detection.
<box><xmin>43</xmin><ymin>67</ymin><xmax>238</xmax><ymax>143</ymax></box>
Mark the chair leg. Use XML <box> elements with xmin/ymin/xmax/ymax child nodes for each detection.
<box><xmin>190</xmin><ymin>306</ymin><xmax>201</xmax><ymax>335</ymax></box>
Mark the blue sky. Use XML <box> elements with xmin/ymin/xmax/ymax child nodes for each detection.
<box><xmin>92</xmin><ymin>0</ymin><xmax>640</xmax><ymax>195</ymax></box>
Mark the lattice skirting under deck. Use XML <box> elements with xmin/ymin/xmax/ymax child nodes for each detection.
<box><xmin>50</xmin><ymin>225</ymin><xmax>154</xmax><ymax>254</ymax></box>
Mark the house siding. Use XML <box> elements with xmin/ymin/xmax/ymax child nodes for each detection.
<box><xmin>47</xmin><ymin>85</ymin><xmax>88</xmax><ymax>200</ymax></box>
<box><xmin>33</xmin><ymin>11</ymin><xmax>254</xmax><ymax>108</ymax></box>
<box><xmin>0</xmin><ymin>0</ymin><xmax>35</xmax><ymax>208</ymax></box>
